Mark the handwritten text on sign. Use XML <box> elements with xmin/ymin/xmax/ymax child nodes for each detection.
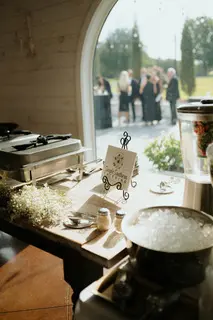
<box><xmin>102</xmin><ymin>145</ymin><xmax>137</xmax><ymax>190</ymax></box>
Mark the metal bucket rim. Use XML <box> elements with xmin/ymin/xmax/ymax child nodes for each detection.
<box><xmin>122</xmin><ymin>205</ymin><xmax>213</xmax><ymax>253</ymax></box>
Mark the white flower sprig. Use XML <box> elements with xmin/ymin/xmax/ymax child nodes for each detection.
<box><xmin>8</xmin><ymin>185</ymin><xmax>72</xmax><ymax>227</ymax></box>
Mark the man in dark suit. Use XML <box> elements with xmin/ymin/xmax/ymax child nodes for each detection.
<box><xmin>128</xmin><ymin>69</ymin><xmax>139</xmax><ymax>122</ymax></box>
<box><xmin>166</xmin><ymin>68</ymin><xmax>180</xmax><ymax>125</ymax></box>
<box><xmin>138</xmin><ymin>68</ymin><xmax>147</xmax><ymax>121</ymax></box>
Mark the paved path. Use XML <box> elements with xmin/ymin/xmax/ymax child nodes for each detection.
<box><xmin>96</xmin><ymin>97</ymin><xmax>180</xmax><ymax>172</ymax></box>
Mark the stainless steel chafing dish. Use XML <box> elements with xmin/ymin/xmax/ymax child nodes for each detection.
<box><xmin>0</xmin><ymin>124</ymin><xmax>87</xmax><ymax>183</ymax></box>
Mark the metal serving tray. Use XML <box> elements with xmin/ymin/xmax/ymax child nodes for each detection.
<box><xmin>2</xmin><ymin>148</ymin><xmax>86</xmax><ymax>182</ymax></box>
<box><xmin>0</xmin><ymin>138</ymin><xmax>82</xmax><ymax>170</ymax></box>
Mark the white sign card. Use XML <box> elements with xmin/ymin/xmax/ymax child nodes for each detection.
<box><xmin>102</xmin><ymin>145</ymin><xmax>137</xmax><ymax>191</ymax></box>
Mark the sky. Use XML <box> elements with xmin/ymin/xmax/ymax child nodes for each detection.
<box><xmin>98</xmin><ymin>0</ymin><xmax>213</xmax><ymax>60</ymax></box>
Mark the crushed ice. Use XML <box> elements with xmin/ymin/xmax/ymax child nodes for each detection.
<box><xmin>128</xmin><ymin>209</ymin><xmax>213</xmax><ymax>252</ymax></box>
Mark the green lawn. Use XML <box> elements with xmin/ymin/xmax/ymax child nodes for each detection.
<box><xmin>181</xmin><ymin>76</ymin><xmax>213</xmax><ymax>99</ymax></box>
<box><xmin>108</xmin><ymin>77</ymin><xmax>213</xmax><ymax>100</ymax></box>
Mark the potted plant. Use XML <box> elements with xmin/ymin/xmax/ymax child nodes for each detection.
<box><xmin>144</xmin><ymin>134</ymin><xmax>183</xmax><ymax>173</ymax></box>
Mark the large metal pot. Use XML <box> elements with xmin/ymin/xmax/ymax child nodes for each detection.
<box><xmin>122</xmin><ymin>206</ymin><xmax>213</xmax><ymax>289</ymax></box>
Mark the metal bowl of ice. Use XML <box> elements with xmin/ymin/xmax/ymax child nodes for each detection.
<box><xmin>122</xmin><ymin>206</ymin><xmax>213</xmax><ymax>288</ymax></box>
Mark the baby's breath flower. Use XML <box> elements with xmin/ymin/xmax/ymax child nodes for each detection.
<box><xmin>8</xmin><ymin>185</ymin><xmax>72</xmax><ymax>227</ymax></box>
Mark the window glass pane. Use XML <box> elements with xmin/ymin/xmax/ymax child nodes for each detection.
<box><xmin>93</xmin><ymin>0</ymin><xmax>213</xmax><ymax>175</ymax></box>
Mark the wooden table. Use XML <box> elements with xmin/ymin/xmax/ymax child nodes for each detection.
<box><xmin>0</xmin><ymin>171</ymin><xmax>184</xmax><ymax>307</ymax></box>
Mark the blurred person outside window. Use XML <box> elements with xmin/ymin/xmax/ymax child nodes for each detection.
<box><xmin>138</xmin><ymin>68</ymin><xmax>147</xmax><ymax>121</ymax></box>
<box><xmin>128</xmin><ymin>69</ymin><xmax>139</xmax><ymax>122</ymax></box>
<box><xmin>95</xmin><ymin>76</ymin><xmax>113</xmax><ymax>99</ymax></box>
<box><xmin>140</xmin><ymin>74</ymin><xmax>158</xmax><ymax>125</ymax></box>
<box><xmin>166</xmin><ymin>68</ymin><xmax>180</xmax><ymax>125</ymax></box>
<box><xmin>118</xmin><ymin>70</ymin><xmax>131</xmax><ymax>125</ymax></box>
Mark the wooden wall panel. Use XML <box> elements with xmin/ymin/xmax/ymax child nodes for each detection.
<box><xmin>0</xmin><ymin>51</ymin><xmax>76</xmax><ymax>73</ymax></box>
<box><xmin>0</xmin><ymin>0</ymin><xmax>101</xmax><ymax>138</ymax></box>
<box><xmin>0</xmin><ymin>0</ymin><xmax>71</xmax><ymax>16</ymax></box>
<box><xmin>0</xmin><ymin>84</ymin><xmax>74</xmax><ymax>98</ymax></box>
<box><xmin>33</xmin><ymin>17</ymin><xmax>82</xmax><ymax>40</ymax></box>
<box><xmin>0</xmin><ymin>97</ymin><xmax>75</xmax><ymax>112</ymax></box>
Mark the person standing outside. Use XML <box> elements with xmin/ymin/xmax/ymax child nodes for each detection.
<box><xmin>152</xmin><ymin>71</ymin><xmax>162</xmax><ymax>122</ymax></box>
<box><xmin>128</xmin><ymin>69</ymin><xmax>139</xmax><ymax>122</ymax></box>
<box><xmin>94</xmin><ymin>75</ymin><xmax>113</xmax><ymax>128</ymax></box>
<box><xmin>96</xmin><ymin>76</ymin><xmax>113</xmax><ymax>99</ymax></box>
<box><xmin>140</xmin><ymin>74</ymin><xmax>158</xmax><ymax>125</ymax></box>
<box><xmin>166</xmin><ymin>68</ymin><xmax>180</xmax><ymax>125</ymax></box>
<box><xmin>118</xmin><ymin>71</ymin><xmax>131</xmax><ymax>125</ymax></box>
<box><xmin>139</xmin><ymin>68</ymin><xmax>147</xmax><ymax>121</ymax></box>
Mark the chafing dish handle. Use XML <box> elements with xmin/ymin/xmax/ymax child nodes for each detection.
<box><xmin>45</xmin><ymin>134</ymin><xmax>72</xmax><ymax>140</ymax></box>
<box><xmin>13</xmin><ymin>130</ymin><xmax>32</xmax><ymax>135</ymax></box>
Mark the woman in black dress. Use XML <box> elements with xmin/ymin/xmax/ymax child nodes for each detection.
<box><xmin>96</xmin><ymin>76</ymin><xmax>113</xmax><ymax>128</ymax></box>
<box><xmin>140</xmin><ymin>74</ymin><xmax>158</xmax><ymax>124</ymax></box>
<box><xmin>118</xmin><ymin>71</ymin><xmax>130</xmax><ymax>125</ymax></box>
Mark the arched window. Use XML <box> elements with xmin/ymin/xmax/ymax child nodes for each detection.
<box><xmin>79</xmin><ymin>0</ymin><xmax>117</xmax><ymax>160</ymax></box>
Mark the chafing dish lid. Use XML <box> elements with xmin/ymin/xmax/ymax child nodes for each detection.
<box><xmin>177</xmin><ymin>99</ymin><xmax>213</xmax><ymax>114</ymax></box>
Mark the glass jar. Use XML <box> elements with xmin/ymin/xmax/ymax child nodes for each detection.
<box><xmin>97</xmin><ymin>208</ymin><xmax>111</xmax><ymax>231</ymax></box>
<box><xmin>114</xmin><ymin>210</ymin><xmax>126</xmax><ymax>233</ymax></box>
<box><xmin>206</xmin><ymin>143</ymin><xmax>213</xmax><ymax>186</ymax></box>
<box><xmin>177</xmin><ymin>101</ymin><xmax>213</xmax><ymax>184</ymax></box>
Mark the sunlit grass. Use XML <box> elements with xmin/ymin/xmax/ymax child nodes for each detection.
<box><xmin>108</xmin><ymin>77</ymin><xmax>213</xmax><ymax>100</ymax></box>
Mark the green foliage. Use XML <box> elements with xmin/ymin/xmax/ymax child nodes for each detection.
<box><xmin>94</xmin><ymin>27</ymin><xmax>145</xmax><ymax>79</ymax></box>
<box><xmin>187</xmin><ymin>16</ymin><xmax>213</xmax><ymax>74</ymax></box>
<box><xmin>195</xmin><ymin>62</ymin><xmax>207</xmax><ymax>77</ymax></box>
<box><xmin>144</xmin><ymin>135</ymin><xmax>183</xmax><ymax>172</ymax></box>
<box><xmin>180</xmin><ymin>21</ymin><xmax>196</xmax><ymax>96</ymax></box>
<box><xmin>142</xmin><ymin>51</ymin><xmax>155</xmax><ymax>67</ymax></box>
<box><xmin>95</xmin><ymin>29</ymin><xmax>133</xmax><ymax>78</ymax></box>
<box><xmin>132</xmin><ymin>23</ymin><xmax>142</xmax><ymax>79</ymax></box>
<box><xmin>93</xmin><ymin>47</ymin><xmax>101</xmax><ymax>79</ymax></box>
<box><xmin>94</xmin><ymin>15</ymin><xmax>213</xmax><ymax>79</ymax></box>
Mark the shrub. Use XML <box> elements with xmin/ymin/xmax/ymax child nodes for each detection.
<box><xmin>144</xmin><ymin>134</ymin><xmax>183</xmax><ymax>172</ymax></box>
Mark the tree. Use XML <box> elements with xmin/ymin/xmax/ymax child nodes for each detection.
<box><xmin>188</xmin><ymin>16</ymin><xmax>213</xmax><ymax>75</ymax></box>
<box><xmin>93</xmin><ymin>27</ymin><xmax>147</xmax><ymax>79</ymax></box>
<box><xmin>131</xmin><ymin>22</ymin><xmax>142</xmax><ymax>79</ymax></box>
<box><xmin>180</xmin><ymin>21</ymin><xmax>196</xmax><ymax>96</ymax></box>
<box><xmin>93</xmin><ymin>46</ymin><xmax>101</xmax><ymax>79</ymax></box>
<box><xmin>95</xmin><ymin>29</ymin><xmax>133</xmax><ymax>78</ymax></box>
<box><xmin>143</xmin><ymin>50</ymin><xmax>154</xmax><ymax>67</ymax></box>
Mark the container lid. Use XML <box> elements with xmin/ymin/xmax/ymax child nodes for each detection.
<box><xmin>98</xmin><ymin>208</ymin><xmax>110</xmax><ymax>216</ymax></box>
<box><xmin>116</xmin><ymin>209</ymin><xmax>126</xmax><ymax>218</ymax></box>
<box><xmin>177</xmin><ymin>99</ymin><xmax>213</xmax><ymax>114</ymax></box>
